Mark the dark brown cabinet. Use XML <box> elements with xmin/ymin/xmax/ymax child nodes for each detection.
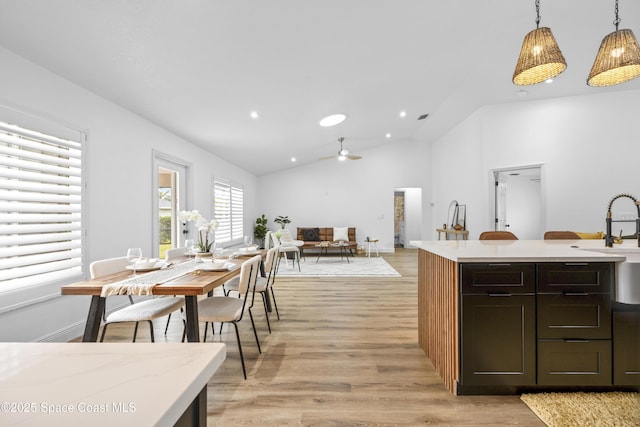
<box><xmin>614</xmin><ymin>311</ymin><xmax>640</xmax><ymax>386</ymax></box>
<box><xmin>536</xmin><ymin>262</ymin><xmax>613</xmax><ymax>386</ymax></box>
<box><xmin>458</xmin><ymin>261</ymin><xmax>625</xmax><ymax>392</ymax></box>
<box><xmin>460</xmin><ymin>264</ymin><xmax>536</xmax><ymax>387</ymax></box>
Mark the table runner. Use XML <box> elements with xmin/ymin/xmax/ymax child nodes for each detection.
<box><xmin>100</xmin><ymin>260</ymin><xmax>197</xmax><ymax>296</ymax></box>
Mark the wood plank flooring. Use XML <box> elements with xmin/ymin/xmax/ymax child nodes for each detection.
<box><xmin>93</xmin><ymin>249</ymin><xmax>545</xmax><ymax>426</ymax></box>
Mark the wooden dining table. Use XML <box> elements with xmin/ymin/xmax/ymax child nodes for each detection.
<box><xmin>61</xmin><ymin>253</ymin><xmax>264</xmax><ymax>343</ymax></box>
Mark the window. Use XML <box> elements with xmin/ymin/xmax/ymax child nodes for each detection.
<box><xmin>213</xmin><ymin>178</ymin><xmax>243</xmax><ymax>246</ymax></box>
<box><xmin>0</xmin><ymin>120</ymin><xmax>84</xmax><ymax>290</ymax></box>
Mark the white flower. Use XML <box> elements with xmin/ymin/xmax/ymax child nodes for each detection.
<box><xmin>197</xmin><ymin>218</ymin><xmax>218</xmax><ymax>233</ymax></box>
<box><xmin>179</xmin><ymin>210</ymin><xmax>217</xmax><ymax>252</ymax></box>
<box><xmin>178</xmin><ymin>209</ymin><xmax>202</xmax><ymax>222</ymax></box>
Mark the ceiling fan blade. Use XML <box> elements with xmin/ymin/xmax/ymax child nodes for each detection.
<box><xmin>318</xmin><ymin>155</ymin><xmax>337</xmax><ymax>160</ymax></box>
<box><xmin>346</xmin><ymin>154</ymin><xmax>362</xmax><ymax>160</ymax></box>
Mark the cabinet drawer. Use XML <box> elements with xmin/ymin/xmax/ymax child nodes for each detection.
<box><xmin>537</xmin><ymin>294</ymin><xmax>611</xmax><ymax>339</ymax></box>
<box><xmin>537</xmin><ymin>262</ymin><xmax>612</xmax><ymax>294</ymax></box>
<box><xmin>461</xmin><ymin>263</ymin><xmax>535</xmax><ymax>295</ymax></box>
<box><xmin>538</xmin><ymin>339</ymin><xmax>612</xmax><ymax>386</ymax></box>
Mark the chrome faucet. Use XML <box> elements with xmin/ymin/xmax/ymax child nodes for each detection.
<box><xmin>605</xmin><ymin>193</ymin><xmax>640</xmax><ymax>247</ymax></box>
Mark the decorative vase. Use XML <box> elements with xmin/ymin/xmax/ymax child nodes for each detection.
<box><xmin>195</xmin><ymin>252</ymin><xmax>213</xmax><ymax>262</ymax></box>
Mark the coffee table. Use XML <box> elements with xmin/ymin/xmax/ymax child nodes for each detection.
<box><xmin>315</xmin><ymin>242</ymin><xmax>353</xmax><ymax>263</ymax></box>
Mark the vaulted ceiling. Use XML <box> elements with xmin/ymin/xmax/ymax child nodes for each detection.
<box><xmin>1</xmin><ymin>1</ymin><xmax>639</xmax><ymax>175</ymax></box>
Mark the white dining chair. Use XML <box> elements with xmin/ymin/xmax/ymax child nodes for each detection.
<box><xmin>271</xmin><ymin>231</ymin><xmax>301</xmax><ymax>271</ymax></box>
<box><xmin>165</xmin><ymin>247</ymin><xmax>187</xmax><ymax>260</ymax></box>
<box><xmin>223</xmin><ymin>247</ymin><xmax>280</xmax><ymax>332</ymax></box>
<box><xmin>188</xmin><ymin>255</ymin><xmax>262</xmax><ymax>379</ymax></box>
<box><xmin>91</xmin><ymin>257</ymin><xmax>185</xmax><ymax>342</ymax></box>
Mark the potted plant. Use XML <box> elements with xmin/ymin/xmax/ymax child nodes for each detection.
<box><xmin>253</xmin><ymin>214</ymin><xmax>268</xmax><ymax>248</ymax></box>
<box><xmin>274</xmin><ymin>215</ymin><xmax>291</xmax><ymax>229</ymax></box>
<box><xmin>178</xmin><ymin>210</ymin><xmax>218</xmax><ymax>257</ymax></box>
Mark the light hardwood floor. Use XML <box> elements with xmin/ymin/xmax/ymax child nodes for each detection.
<box><xmin>95</xmin><ymin>249</ymin><xmax>545</xmax><ymax>426</ymax></box>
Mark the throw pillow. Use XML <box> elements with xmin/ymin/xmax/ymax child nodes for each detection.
<box><xmin>302</xmin><ymin>227</ymin><xmax>320</xmax><ymax>241</ymax></box>
<box><xmin>333</xmin><ymin>226</ymin><xmax>349</xmax><ymax>242</ymax></box>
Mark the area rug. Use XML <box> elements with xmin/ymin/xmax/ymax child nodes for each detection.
<box><xmin>276</xmin><ymin>256</ymin><xmax>401</xmax><ymax>277</ymax></box>
<box><xmin>521</xmin><ymin>392</ymin><xmax>640</xmax><ymax>427</ymax></box>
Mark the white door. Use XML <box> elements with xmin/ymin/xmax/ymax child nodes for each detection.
<box><xmin>493</xmin><ymin>166</ymin><xmax>543</xmax><ymax>240</ymax></box>
<box><xmin>152</xmin><ymin>154</ymin><xmax>190</xmax><ymax>258</ymax></box>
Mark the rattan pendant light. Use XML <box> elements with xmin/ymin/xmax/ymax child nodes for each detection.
<box><xmin>588</xmin><ymin>0</ymin><xmax>640</xmax><ymax>87</ymax></box>
<box><xmin>513</xmin><ymin>0</ymin><xmax>566</xmax><ymax>86</ymax></box>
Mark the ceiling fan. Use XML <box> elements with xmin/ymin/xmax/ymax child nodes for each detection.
<box><xmin>319</xmin><ymin>137</ymin><xmax>362</xmax><ymax>161</ymax></box>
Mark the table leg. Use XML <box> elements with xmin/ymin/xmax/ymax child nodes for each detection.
<box><xmin>184</xmin><ymin>296</ymin><xmax>200</xmax><ymax>342</ymax></box>
<box><xmin>82</xmin><ymin>295</ymin><xmax>105</xmax><ymax>342</ymax></box>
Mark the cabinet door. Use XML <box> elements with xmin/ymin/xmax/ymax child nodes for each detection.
<box><xmin>538</xmin><ymin>339</ymin><xmax>612</xmax><ymax>386</ymax></box>
<box><xmin>537</xmin><ymin>262</ymin><xmax>612</xmax><ymax>294</ymax></box>
<box><xmin>461</xmin><ymin>263</ymin><xmax>535</xmax><ymax>295</ymax></box>
<box><xmin>537</xmin><ymin>294</ymin><xmax>612</xmax><ymax>339</ymax></box>
<box><xmin>614</xmin><ymin>311</ymin><xmax>640</xmax><ymax>386</ymax></box>
<box><xmin>461</xmin><ymin>295</ymin><xmax>536</xmax><ymax>386</ymax></box>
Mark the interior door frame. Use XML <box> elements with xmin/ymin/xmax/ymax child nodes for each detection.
<box><xmin>490</xmin><ymin>164</ymin><xmax>545</xmax><ymax>236</ymax></box>
<box><xmin>151</xmin><ymin>150</ymin><xmax>192</xmax><ymax>258</ymax></box>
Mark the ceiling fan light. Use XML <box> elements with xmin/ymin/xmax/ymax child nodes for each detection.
<box><xmin>339</xmin><ymin>148</ymin><xmax>349</xmax><ymax>156</ymax></box>
<box><xmin>587</xmin><ymin>28</ymin><xmax>640</xmax><ymax>86</ymax></box>
<box><xmin>338</xmin><ymin>155</ymin><xmax>347</xmax><ymax>161</ymax></box>
<box><xmin>513</xmin><ymin>27</ymin><xmax>567</xmax><ymax>85</ymax></box>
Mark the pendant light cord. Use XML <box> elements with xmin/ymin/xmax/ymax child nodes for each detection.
<box><xmin>535</xmin><ymin>0</ymin><xmax>541</xmax><ymax>29</ymax></box>
<box><xmin>614</xmin><ymin>0</ymin><xmax>620</xmax><ymax>31</ymax></box>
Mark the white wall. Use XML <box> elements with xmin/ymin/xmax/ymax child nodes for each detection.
<box><xmin>0</xmin><ymin>46</ymin><xmax>258</xmax><ymax>342</ymax></box>
<box><xmin>431</xmin><ymin>89</ymin><xmax>640</xmax><ymax>239</ymax></box>
<box><xmin>257</xmin><ymin>139</ymin><xmax>432</xmax><ymax>252</ymax></box>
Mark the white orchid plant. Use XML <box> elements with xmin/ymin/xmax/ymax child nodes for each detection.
<box><xmin>178</xmin><ymin>210</ymin><xmax>218</xmax><ymax>253</ymax></box>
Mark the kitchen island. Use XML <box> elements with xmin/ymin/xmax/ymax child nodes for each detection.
<box><xmin>411</xmin><ymin>239</ymin><xmax>640</xmax><ymax>395</ymax></box>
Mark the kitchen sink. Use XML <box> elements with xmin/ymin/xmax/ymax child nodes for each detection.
<box><xmin>581</xmin><ymin>248</ymin><xmax>640</xmax><ymax>305</ymax></box>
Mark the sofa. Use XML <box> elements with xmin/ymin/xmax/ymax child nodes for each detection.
<box><xmin>296</xmin><ymin>227</ymin><xmax>357</xmax><ymax>252</ymax></box>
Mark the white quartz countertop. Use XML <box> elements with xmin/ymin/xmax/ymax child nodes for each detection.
<box><xmin>409</xmin><ymin>239</ymin><xmax>640</xmax><ymax>263</ymax></box>
<box><xmin>0</xmin><ymin>342</ymin><xmax>225</xmax><ymax>427</ymax></box>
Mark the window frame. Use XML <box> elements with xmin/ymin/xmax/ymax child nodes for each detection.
<box><xmin>0</xmin><ymin>117</ymin><xmax>86</xmax><ymax>313</ymax></box>
<box><xmin>213</xmin><ymin>177</ymin><xmax>244</xmax><ymax>247</ymax></box>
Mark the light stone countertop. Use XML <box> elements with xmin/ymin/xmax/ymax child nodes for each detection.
<box><xmin>409</xmin><ymin>239</ymin><xmax>640</xmax><ymax>263</ymax></box>
<box><xmin>0</xmin><ymin>342</ymin><xmax>225</xmax><ymax>427</ymax></box>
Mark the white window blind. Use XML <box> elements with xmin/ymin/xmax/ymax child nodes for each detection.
<box><xmin>214</xmin><ymin>178</ymin><xmax>243</xmax><ymax>245</ymax></box>
<box><xmin>0</xmin><ymin>121</ymin><xmax>84</xmax><ymax>289</ymax></box>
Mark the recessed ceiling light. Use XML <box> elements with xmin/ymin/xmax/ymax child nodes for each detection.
<box><xmin>319</xmin><ymin>113</ymin><xmax>347</xmax><ymax>127</ymax></box>
<box><xmin>399</xmin><ymin>111</ymin><xmax>407</xmax><ymax>118</ymax></box>
<box><xmin>385</xmin><ymin>133</ymin><xmax>391</xmax><ymax>138</ymax></box>
<box><xmin>545</xmin><ymin>78</ymin><xmax>554</xmax><ymax>84</ymax></box>
<box><xmin>250</xmin><ymin>111</ymin><xmax>259</xmax><ymax>119</ymax></box>
<box><xmin>290</xmin><ymin>157</ymin><xmax>296</xmax><ymax>162</ymax></box>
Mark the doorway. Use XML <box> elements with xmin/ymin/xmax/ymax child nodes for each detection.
<box><xmin>394</xmin><ymin>188</ymin><xmax>423</xmax><ymax>248</ymax></box>
<box><xmin>493</xmin><ymin>165</ymin><xmax>543</xmax><ymax>240</ymax></box>
<box><xmin>152</xmin><ymin>153</ymin><xmax>190</xmax><ymax>258</ymax></box>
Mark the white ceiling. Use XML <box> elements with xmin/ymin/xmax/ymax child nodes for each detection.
<box><xmin>0</xmin><ymin>1</ymin><xmax>639</xmax><ymax>175</ymax></box>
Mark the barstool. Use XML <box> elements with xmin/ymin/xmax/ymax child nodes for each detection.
<box><xmin>366</xmin><ymin>238</ymin><xmax>379</xmax><ymax>257</ymax></box>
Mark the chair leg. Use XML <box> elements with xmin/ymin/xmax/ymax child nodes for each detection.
<box><xmin>270</xmin><ymin>288</ymin><xmax>280</xmax><ymax>320</ymax></box>
<box><xmin>261</xmin><ymin>292</ymin><xmax>272</xmax><ymax>333</ymax></box>
<box><xmin>296</xmin><ymin>251</ymin><xmax>301</xmax><ymax>271</ymax></box>
<box><xmin>148</xmin><ymin>320</ymin><xmax>155</xmax><ymax>343</ymax></box>
<box><xmin>164</xmin><ymin>312</ymin><xmax>172</xmax><ymax>334</ymax></box>
<box><xmin>232</xmin><ymin>322</ymin><xmax>247</xmax><ymax>379</ymax></box>
<box><xmin>248</xmin><ymin>310</ymin><xmax>262</xmax><ymax>354</ymax></box>
<box><xmin>132</xmin><ymin>322</ymin><xmax>139</xmax><ymax>342</ymax></box>
<box><xmin>99</xmin><ymin>323</ymin><xmax>109</xmax><ymax>342</ymax></box>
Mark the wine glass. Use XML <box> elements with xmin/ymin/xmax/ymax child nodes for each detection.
<box><xmin>184</xmin><ymin>239</ymin><xmax>194</xmax><ymax>256</ymax></box>
<box><xmin>244</xmin><ymin>235</ymin><xmax>252</xmax><ymax>249</ymax></box>
<box><xmin>126</xmin><ymin>247</ymin><xmax>142</xmax><ymax>276</ymax></box>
